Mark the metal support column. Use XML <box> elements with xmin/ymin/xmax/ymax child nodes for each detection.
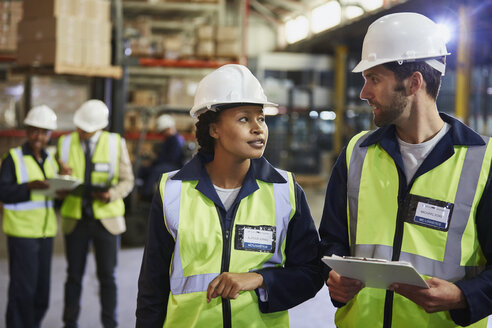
<box><xmin>455</xmin><ymin>5</ymin><xmax>473</xmax><ymax>124</ymax></box>
<box><xmin>334</xmin><ymin>45</ymin><xmax>347</xmax><ymax>155</ymax></box>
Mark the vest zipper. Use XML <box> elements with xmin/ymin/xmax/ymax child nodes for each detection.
<box><xmin>383</xmin><ymin>170</ymin><xmax>407</xmax><ymax>328</ymax></box>
<box><xmin>216</xmin><ymin>204</ymin><xmax>240</xmax><ymax>328</ymax></box>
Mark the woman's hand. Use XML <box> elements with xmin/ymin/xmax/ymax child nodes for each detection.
<box><xmin>207</xmin><ymin>272</ymin><xmax>264</xmax><ymax>303</ymax></box>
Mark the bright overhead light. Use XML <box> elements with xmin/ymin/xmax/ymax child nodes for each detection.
<box><xmin>312</xmin><ymin>1</ymin><xmax>342</xmax><ymax>33</ymax></box>
<box><xmin>264</xmin><ymin>106</ymin><xmax>279</xmax><ymax>116</ymax></box>
<box><xmin>285</xmin><ymin>15</ymin><xmax>309</xmax><ymax>44</ymax></box>
<box><xmin>320</xmin><ymin>111</ymin><xmax>336</xmax><ymax>120</ymax></box>
<box><xmin>360</xmin><ymin>0</ymin><xmax>383</xmax><ymax>11</ymax></box>
<box><xmin>309</xmin><ymin>111</ymin><xmax>319</xmax><ymax>118</ymax></box>
<box><xmin>344</xmin><ymin>5</ymin><xmax>364</xmax><ymax>20</ymax></box>
<box><xmin>436</xmin><ymin>23</ymin><xmax>452</xmax><ymax>43</ymax></box>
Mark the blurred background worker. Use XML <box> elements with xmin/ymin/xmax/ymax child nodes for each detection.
<box><xmin>57</xmin><ymin>99</ymin><xmax>134</xmax><ymax>328</ymax></box>
<box><xmin>0</xmin><ymin>105</ymin><xmax>58</xmax><ymax>328</ymax></box>
<box><xmin>138</xmin><ymin>114</ymin><xmax>185</xmax><ymax>199</ymax></box>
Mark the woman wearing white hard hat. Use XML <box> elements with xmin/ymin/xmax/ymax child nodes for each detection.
<box><xmin>138</xmin><ymin>114</ymin><xmax>186</xmax><ymax>198</ymax></box>
<box><xmin>56</xmin><ymin>99</ymin><xmax>134</xmax><ymax>328</ymax></box>
<box><xmin>0</xmin><ymin>105</ymin><xmax>60</xmax><ymax>327</ymax></box>
<box><xmin>136</xmin><ymin>64</ymin><xmax>323</xmax><ymax>327</ymax></box>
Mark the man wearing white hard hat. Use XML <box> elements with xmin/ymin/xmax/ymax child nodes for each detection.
<box><xmin>136</xmin><ymin>64</ymin><xmax>322</xmax><ymax>327</ymax></box>
<box><xmin>0</xmin><ymin>105</ymin><xmax>59</xmax><ymax>327</ymax></box>
<box><xmin>319</xmin><ymin>12</ymin><xmax>492</xmax><ymax>327</ymax></box>
<box><xmin>57</xmin><ymin>99</ymin><xmax>134</xmax><ymax>328</ymax></box>
<box><xmin>139</xmin><ymin>114</ymin><xmax>185</xmax><ymax>198</ymax></box>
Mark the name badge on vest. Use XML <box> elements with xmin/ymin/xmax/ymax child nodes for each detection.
<box><xmin>403</xmin><ymin>194</ymin><xmax>454</xmax><ymax>231</ymax></box>
<box><xmin>94</xmin><ymin>163</ymin><xmax>110</xmax><ymax>172</ymax></box>
<box><xmin>235</xmin><ymin>225</ymin><xmax>276</xmax><ymax>253</ymax></box>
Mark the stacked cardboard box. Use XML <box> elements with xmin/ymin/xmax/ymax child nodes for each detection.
<box><xmin>0</xmin><ymin>2</ymin><xmax>22</xmax><ymax>53</ymax></box>
<box><xmin>17</xmin><ymin>0</ymin><xmax>112</xmax><ymax>68</ymax></box>
<box><xmin>195</xmin><ymin>24</ymin><xmax>214</xmax><ymax>58</ymax></box>
<box><xmin>216</xmin><ymin>26</ymin><xmax>239</xmax><ymax>59</ymax></box>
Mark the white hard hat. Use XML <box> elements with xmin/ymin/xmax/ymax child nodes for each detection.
<box><xmin>24</xmin><ymin>105</ymin><xmax>57</xmax><ymax>130</ymax></box>
<box><xmin>73</xmin><ymin>99</ymin><xmax>109</xmax><ymax>133</ymax></box>
<box><xmin>190</xmin><ymin>64</ymin><xmax>277</xmax><ymax>118</ymax></box>
<box><xmin>156</xmin><ymin>114</ymin><xmax>175</xmax><ymax>131</ymax></box>
<box><xmin>353</xmin><ymin>12</ymin><xmax>450</xmax><ymax>75</ymax></box>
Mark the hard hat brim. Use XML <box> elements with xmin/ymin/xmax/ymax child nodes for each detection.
<box><xmin>352</xmin><ymin>53</ymin><xmax>451</xmax><ymax>73</ymax></box>
<box><xmin>191</xmin><ymin>100</ymin><xmax>278</xmax><ymax>118</ymax></box>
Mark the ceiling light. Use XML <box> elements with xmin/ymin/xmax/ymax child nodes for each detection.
<box><xmin>312</xmin><ymin>1</ymin><xmax>342</xmax><ymax>33</ymax></box>
<box><xmin>285</xmin><ymin>15</ymin><xmax>309</xmax><ymax>44</ymax></box>
<box><xmin>360</xmin><ymin>0</ymin><xmax>383</xmax><ymax>11</ymax></box>
<box><xmin>344</xmin><ymin>5</ymin><xmax>364</xmax><ymax>20</ymax></box>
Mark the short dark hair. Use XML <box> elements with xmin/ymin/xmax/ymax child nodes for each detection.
<box><xmin>382</xmin><ymin>57</ymin><xmax>445</xmax><ymax>100</ymax></box>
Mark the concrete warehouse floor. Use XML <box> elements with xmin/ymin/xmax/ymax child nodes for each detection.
<box><xmin>0</xmin><ymin>186</ymin><xmax>491</xmax><ymax>327</ymax></box>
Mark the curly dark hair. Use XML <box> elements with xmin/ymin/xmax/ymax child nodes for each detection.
<box><xmin>195</xmin><ymin>109</ymin><xmax>220</xmax><ymax>154</ymax></box>
<box><xmin>382</xmin><ymin>57</ymin><xmax>445</xmax><ymax>100</ymax></box>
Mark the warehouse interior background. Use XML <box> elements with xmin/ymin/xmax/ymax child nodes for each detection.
<box><xmin>0</xmin><ymin>0</ymin><xmax>492</xmax><ymax>327</ymax></box>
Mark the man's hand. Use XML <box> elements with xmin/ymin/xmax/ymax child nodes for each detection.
<box><xmin>92</xmin><ymin>190</ymin><xmax>110</xmax><ymax>203</ymax></box>
<box><xmin>27</xmin><ymin>180</ymin><xmax>50</xmax><ymax>190</ymax></box>
<box><xmin>327</xmin><ymin>269</ymin><xmax>364</xmax><ymax>303</ymax></box>
<box><xmin>207</xmin><ymin>272</ymin><xmax>264</xmax><ymax>303</ymax></box>
<box><xmin>390</xmin><ymin>277</ymin><xmax>467</xmax><ymax>313</ymax></box>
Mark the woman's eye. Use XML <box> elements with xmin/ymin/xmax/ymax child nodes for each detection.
<box><xmin>239</xmin><ymin>117</ymin><xmax>248</xmax><ymax>122</ymax></box>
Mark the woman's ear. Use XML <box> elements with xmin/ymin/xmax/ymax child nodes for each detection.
<box><xmin>209</xmin><ymin>123</ymin><xmax>219</xmax><ymax>139</ymax></box>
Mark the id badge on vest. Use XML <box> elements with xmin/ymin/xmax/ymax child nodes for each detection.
<box><xmin>403</xmin><ymin>194</ymin><xmax>454</xmax><ymax>231</ymax></box>
<box><xmin>235</xmin><ymin>225</ymin><xmax>276</xmax><ymax>253</ymax></box>
<box><xmin>94</xmin><ymin>163</ymin><xmax>110</xmax><ymax>173</ymax></box>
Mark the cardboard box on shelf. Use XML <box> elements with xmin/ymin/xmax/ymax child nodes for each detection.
<box><xmin>23</xmin><ymin>0</ymin><xmax>78</xmax><ymax>19</ymax></box>
<box><xmin>132</xmin><ymin>90</ymin><xmax>158</xmax><ymax>107</ymax></box>
<box><xmin>167</xmin><ymin>77</ymin><xmax>199</xmax><ymax>108</ymax></box>
<box><xmin>17</xmin><ymin>40</ymin><xmax>82</xmax><ymax>67</ymax></box>
<box><xmin>18</xmin><ymin>16</ymin><xmax>81</xmax><ymax>42</ymax></box>
<box><xmin>82</xmin><ymin>19</ymin><xmax>111</xmax><ymax>42</ymax></box>
<box><xmin>216</xmin><ymin>40</ymin><xmax>239</xmax><ymax>58</ymax></box>
<box><xmin>82</xmin><ymin>41</ymin><xmax>111</xmax><ymax>67</ymax></box>
<box><xmin>196</xmin><ymin>25</ymin><xmax>214</xmax><ymax>40</ymax></box>
<box><xmin>216</xmin><ymin>26</ymin><xmax>238</xmax><ymax>42</ymax></box>
<box><xmin>79</xmin><ymin>0</ymin><xmax>110</xmax><ymax>21</ymax></box>
<box><xmin>196</xmin><ymin>40</ymin><xmax>214</xmax><ymax>57</ymax></box>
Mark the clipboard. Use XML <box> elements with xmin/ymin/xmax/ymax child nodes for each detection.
<box><xmin>322</xmin><ymin>255</ymin><xmax>429</xmax><ymax>289</ymax></box>
<box><xmin>32</xmin><ymin>175</ymin><xmax>81</xmax><ymax>198</ymax></box>
<box><xmin>70</xmin><ymin>183</ymin><xmax>110</xmax><ymax>196</ymax></box>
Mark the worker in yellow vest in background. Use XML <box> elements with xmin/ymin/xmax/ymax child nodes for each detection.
<box><xmin>319</xmin><ymin>12</ymin><xmax>492</xmax><ymax>327</ymax></box>
<box><xmin>57</xmin><ymin>99</ymin><xmax>134</xmax><ymax>328</ymax></box>
<box><xmin>136</xmin><ymin>64</ymin><xmax>323</xmax><ymax>327</ymax></box>
<box><xmin>0</xmin><ymin>105</ymin><xmax>59</xmax><ymax>328</ymax></box>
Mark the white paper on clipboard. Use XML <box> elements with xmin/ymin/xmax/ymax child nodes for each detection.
<box><xmin>32</xmin><ymin>175</ymin><xmax>81</xmax><ymax>198</ymax></box>
<box><xmin>322</xmin><ymin>255</ymin><xmax>429</xmax><ymax>289</ymax></box>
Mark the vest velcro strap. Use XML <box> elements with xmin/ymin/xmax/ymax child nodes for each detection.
<box><xmin>4</xmin><ymin>200</ymin><xmax>54</xmax><ymax>211</ymax></box>
<box><xmin>170</xmin><ymin>273</ymin><xmax>219</xmax><ymax>295</ymax></box>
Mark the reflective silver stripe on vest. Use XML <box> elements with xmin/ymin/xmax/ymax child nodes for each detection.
<box><xmin>262</xmin><ymin>168</ymin><xmax>292</xmax><ymax>269</ymax></box>
<box><xmin>163</xmin><ymin>170</ymin><xmax>293</xmax><ymax>295</ymax></box>
<box><xmin>349</xmin><ymin>135</ymin><xmax>490</xmax><ymax>281</ymax></box>
<box><xmin>163</xmin><ymin>171</ymin><xmax>220</xmax><ymax>295</ymax></box>
<box><xmin>4</xmin><ymin>200</ymin><xmax>54</xmax><ymax>211</ymax></box>
<box><xmin>14</xmin><ymin>147</ymin><xmax>29</xmax><ymax>183</ymax></box>
<box><xmin>61</xmin><ymin>134</ymin><xmax>72</xmax><ymax>163</ymax></box>
<box><xmin>107</xmin><ymin>133</ymin><xmax>117</xmax><ymax>182</ymax></box>
<box><xmin>347</xmin><ymin>132</ymin><xmax>371</xmax><ymax>254</ymax></box>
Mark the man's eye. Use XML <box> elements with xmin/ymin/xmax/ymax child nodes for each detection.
<box><xmin>258</xmin><ymin>117</ymin><xmax>265</xmax><ymax>122</ymax></box>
